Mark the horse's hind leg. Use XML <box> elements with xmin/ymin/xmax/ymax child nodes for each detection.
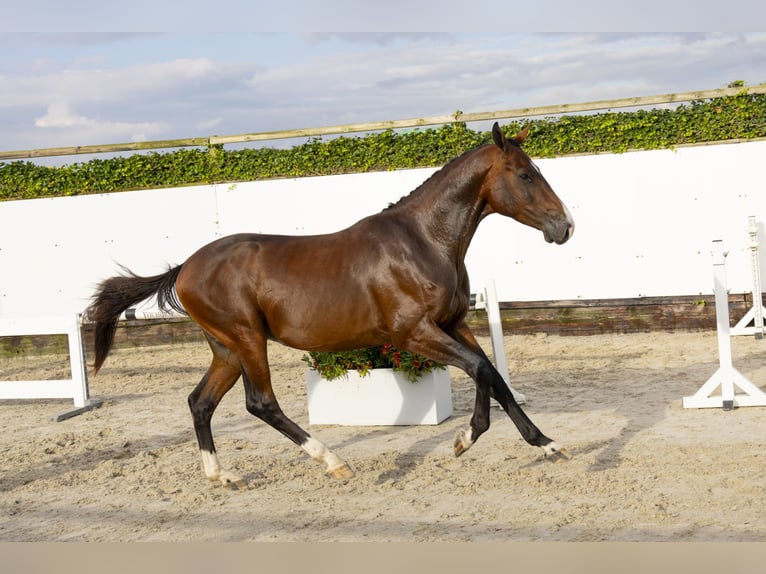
<box><xmin>188</xmin><ymin>335</ymin><xmax>245</xmax><ymax>487</ymax></box>
<box><xmin>238</xmin><ymin>337</ymin><xmax>354</xmax><ymax>480</ymax></box>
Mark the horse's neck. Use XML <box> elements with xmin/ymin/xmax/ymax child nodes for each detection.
<box><xmin>396</xmin><ymin>146</ymin><xmax>493</xmax><ymax>260</ymax></box>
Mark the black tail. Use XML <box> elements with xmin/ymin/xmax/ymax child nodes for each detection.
<box><xmin>86</xmin><ymin>264</ymin><xmax>186</xmax><ymax>373</ymax></box>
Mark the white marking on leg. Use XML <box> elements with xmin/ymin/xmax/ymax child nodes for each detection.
<box><xmin>454</xmin><ymin>427</ymin><xmax>475</xmax><ymax>456</ymax></box>
<box><xmin>459</xmin><ymin>428</ymin><xmax>474</xmax><ymax>449</ymax></box>
<box><xmin>541</xmin><ymin>440</ymin><xmax>570</xmax><ymax>461</ymax></box>
<box><xmin>200</xmin><ymin>449</ymin><xmax>222</xmax><ymax>479</ymax></box>
<box><xmin>542</xmin><ymin>441</ymin><xmax>560</xmax><ymax>457</ymax></box>
<box><xmin>199</xmin><ymin>449</ymin><xmax>245</xmax><ymax>487</ymax></box>
<box><xmin>302</xmin><ymin>437</ymin><xmax>349</xmax><ymax>474</ymax></box>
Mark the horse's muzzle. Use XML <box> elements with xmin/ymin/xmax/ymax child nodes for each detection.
<box><xmin>544</xmin><ymin>220</ymin><xmax>574</xmax><ymax>245</ymax></box>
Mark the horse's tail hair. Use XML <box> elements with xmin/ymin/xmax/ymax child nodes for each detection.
<box><xmin>86</xmin><ymin>264</ymin><xmax>186</xmax><ymax>373</ymax></box>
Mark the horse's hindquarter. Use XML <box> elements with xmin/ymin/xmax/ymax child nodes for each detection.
<box><xmin>178</xmin><ymin>231</ymin><xmax>390</xmax><ymax>350</ymax></box>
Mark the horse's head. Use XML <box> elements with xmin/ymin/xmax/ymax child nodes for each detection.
<box><xmin>482</xmin><ymin>122</ymin><xmax>574</xmax><ymax>245</ymax></box>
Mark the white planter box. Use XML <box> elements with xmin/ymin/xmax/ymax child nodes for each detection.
<box><xmin>306</xmin><ymin>368</ymin><xmax>452</xmax><ymax>426</ymax></box>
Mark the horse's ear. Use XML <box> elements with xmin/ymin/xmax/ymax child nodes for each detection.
<box><xmin>491</xmin><ymin>122</ymin><xmax>507</xmax><ymax>150</ymax></box>
<box><xmin>512</xmin><ymin>126</ymin><xmax>530</xmax><ymax>145</ymax></box>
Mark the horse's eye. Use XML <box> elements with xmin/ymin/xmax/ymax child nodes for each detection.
<box><xmin>519</xmin><ymin>172</ymin><xmax>531</xmax><ymax>182</ymax></box>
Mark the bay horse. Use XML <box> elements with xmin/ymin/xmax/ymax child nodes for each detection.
<box><xmin>87</xmin><ymin>122</ymin><xmax>574</xmax><ymax>488</ymax></box>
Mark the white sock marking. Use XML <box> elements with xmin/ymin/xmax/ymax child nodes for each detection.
<box><xmin>200</xmin><ymin>449</ymin><xmax>222</xmax><ymax>479</ymax></box>
<box><xmin>302</xmin><ymin>437</ymin><xmax>346</xmax><ymax>471</ymax></box>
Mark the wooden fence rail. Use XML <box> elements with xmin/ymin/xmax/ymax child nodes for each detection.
<box><xmin>2</xmin><ymin>83</ymin><xmax>765</xmax><ymax>161</ymax></box>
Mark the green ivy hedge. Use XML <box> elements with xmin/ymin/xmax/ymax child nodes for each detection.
<box><xmin>2</xmin><ymin>91</ymin><xmax>764</xmax><ymax>202</ymax></box>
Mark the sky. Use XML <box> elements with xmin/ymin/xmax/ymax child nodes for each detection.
<box><xmin>2</xmin><ymin>4</ymin><xmax>766</xmax><ymax>161</ymax></box>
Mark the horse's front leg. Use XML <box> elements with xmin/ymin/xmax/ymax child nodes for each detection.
<box><xmin>450</xmin><ymin>323</ymin><xmax>570</xmax><ymax>461</ymax></box>
<box><xmin>453</xmin><ymin>359</ymin><xmax>492</xmax><ymax>457</ymax></box>
<box><xmin>402</xmin><ymin>319</ymin><xmax>569</xmax><ymax>461</ymax></box>
<box><xmin>396</xmin><ymin>319</ymin><xmax>498</xmax><ymax>455</ymax></box>
<box><xmin>487</xmin><ymin>367</ymin><xmax>570</xmax><ymax>461</ymax></box>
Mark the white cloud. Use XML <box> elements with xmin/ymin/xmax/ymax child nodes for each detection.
<box><xmin>35</xmin><ymin>103</ymin><xmax>94</xmax><ymax>128</ymax></box>
<box><xmin>235</xmin><ymin>33</ymin><xmax>766</xmax><ymax>137</ymax></box>
<box><xmin>0</xmin><ymin>58</ymin><xmax>225</xmax><ymax>109</ymax></box>
<box><xmin>197</xmin><ymin>117</ymin><xmax>223</xmax><ymax>130</ymax></box>
<box><xmin>2</xmin><ymin>33</ymin><xmax>766</xmax><ymax>155</ymax></box>
<box><xmin>0</xmin><ymin>56</ymin><xmax>243</xmax><ymax>148</ymax></box>
<box><xmin>34</xmin><ymin>102</ymin><xmax>167</xmax><ymax>144</ymax></box>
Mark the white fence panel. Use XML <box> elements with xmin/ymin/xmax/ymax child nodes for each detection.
<box><xmin>215</xmin><ymin>169</ymin><xmax>434</xmax><ymax>237</ymax></box>
<box><xmin>0</xmin><ymin>186</ymin><xmax>219</xmax><ymax>319</ymax></box>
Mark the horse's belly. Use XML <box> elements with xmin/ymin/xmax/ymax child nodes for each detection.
<box><xmin>263</xmin><ymin>299</ymin><xmax>387</xmax><ymax>352</ymax></box>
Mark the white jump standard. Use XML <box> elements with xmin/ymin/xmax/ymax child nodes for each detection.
<box><xmin>473</xmin><ymin>279</ymin><xmax>525</xmax><ymax>405</ymax></box>
<box><xmin>730</xmin><ymin>216</ymin><xmax>766</xmax><ymax>338</ymax></box>
<box><xmin>683</xmin><ymin>240</ymin><xmax>766</xmax><ymax>409</ymax></box>
<box><xmin>0</xmin><ymin>313</ymin><xmax>103</xmax><ymax>421</ymax></box>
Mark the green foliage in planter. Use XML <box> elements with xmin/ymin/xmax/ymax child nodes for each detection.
<box><xmin>2</xmin><ymin>91</ymin><xmax>765</xmax><ymax>202</ymax></box>
<box><xmin>302</xmin><ymin>344</ymin><xmax>446</xmax><ymax>383</ymax></box>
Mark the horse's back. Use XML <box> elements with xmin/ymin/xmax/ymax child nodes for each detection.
<box><xmin>175</xmin><ymin>228</ymin><xmax>393</xmax><ymax>350</ymax></box>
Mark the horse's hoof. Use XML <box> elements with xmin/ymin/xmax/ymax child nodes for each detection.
<box><xmin>542</xmin><ymin>442</ymin><xmax>571</xmax><ymax>462</ymax></box>
<box><xmin>454</xmin><ymin>441</ymin><xmax>466</xmax><ymax>458</ymax></box>
<box><xmin>219</xmin><ymin>472</ymin><xmax>247</xmax><ymax>490</ymax></box>
<box><xmin>327</xmin><ymin>463</ymin><xmax>354</xmax><ymax>480</ymax></box>
<box><xmin>453</xmin><ymin>428</ymin><xmax>471</xmax><ymax>457</ymax></box>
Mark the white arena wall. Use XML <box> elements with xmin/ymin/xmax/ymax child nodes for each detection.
<box><xmin>2</xmin><ymin>139</ymin><xmax>766</xmax><ymax>320</ymax></box>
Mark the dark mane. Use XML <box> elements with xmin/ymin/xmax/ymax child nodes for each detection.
<box><xmin>382</xmin><ymin>143</ymin><xmax>493</xmax><ymax>212</ymax></box>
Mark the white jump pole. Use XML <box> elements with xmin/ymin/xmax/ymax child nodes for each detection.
<box><xmin>475</xmin><ymin>279</ymin><xmax>526</xmax><ymax>404</ymax></box>
<box><xmin>731</xmin><ymin>216</ymin><xmax>766</xmax><ymax>338</ymax></box>
<box><xmin>120</xmin><ymin>307</ymin><xmax>187</xmax><ymax>321</ymax></box>
<box><xmin>683</xmin><ymin>240</ymin><xmax>766</xmax><ymax>409</ymax></box>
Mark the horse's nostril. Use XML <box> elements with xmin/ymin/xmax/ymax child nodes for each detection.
<box><xmin>554</xmin><ymin>223</ymin><xmax>573</xmax><ymax>245</ymax></box>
